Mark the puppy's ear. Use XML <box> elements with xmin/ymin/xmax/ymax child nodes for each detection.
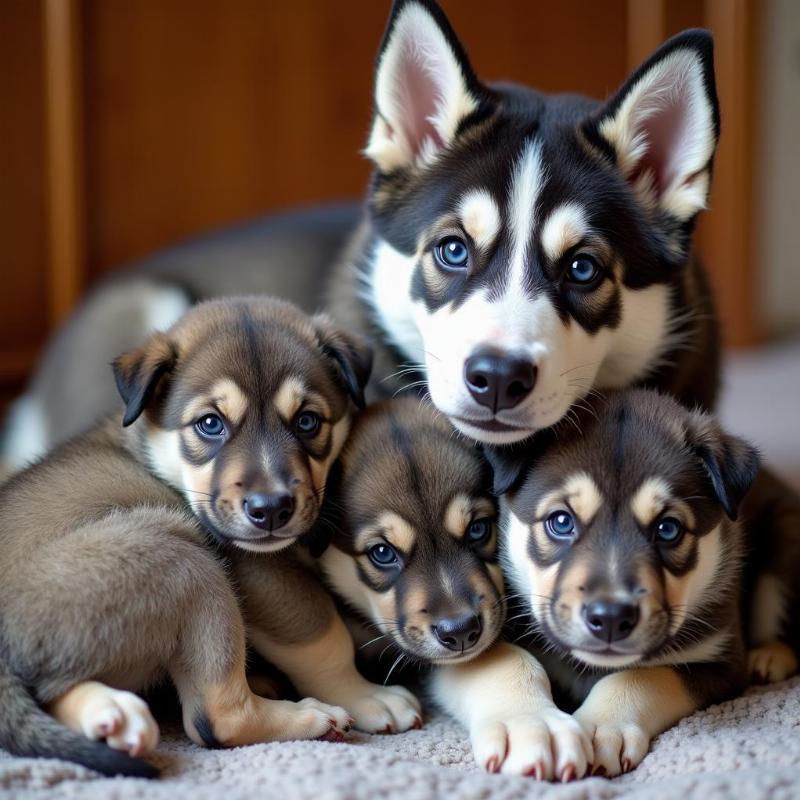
<box><xmin>582</xmin><ymin>29</ymin><xmax>719</xmax><ymax>226</ymax></box>
<box><xmin>688</xmin><ymin>413</ymin><xmax>760</xmax><ymax>521</ymax></box>
<box><xmin>112</xmin><ymin>333</ymin><xmax>177</xmax><ymax>427</ymax></box>
<box><xmin>313</xmin><ymin>315</ymin><xmax>373</xmax><ymax>410</ymax></box>
<box><xmin>482</xmin><ymin>442</ymin><xmax>536</xmax><ymax>497</ymax></box>
<box><xmin>366</xmin><ymin>0</ymin><xmax>494</xmax><ymax>172</ymax></box>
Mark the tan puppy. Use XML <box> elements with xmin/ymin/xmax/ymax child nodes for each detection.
<box><xmin>0</xmin><ymin>297</ymin><xmax>381</xmax><ymax>777</ymax></box>
<box><xmin>490</xmin><ymin>389</ymin><xmax>770</xmax><ymax>777</ymax></box>
<box><xmin>316</xmin><ymin>398</ymin><xmax>591</xmax><ymax>779</ymax></box>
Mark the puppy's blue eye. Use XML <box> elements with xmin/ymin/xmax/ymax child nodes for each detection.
<box><xmin>435</xmin><ymin>237</ymin><xmax>469</xmax><ymax>270</ymax></box>
<box><xmin>567</xmin><ymin>255</ymin><xmax>600</xmax><ymax>285</ymax></box>
<box><xmin>546</xmin><ymin>510</ymin><xmax>575</xmax><ymax>539</ymax></box>
<box><xmin>196</xmin><ymin>414</ymin><xmax>225</xmax><ymax>437</ymax></box>
<box><xmin>368</xmin><ymin>543</ymin><xmax>399</xmax><ymax>568</ymax></box>
<box><xmin>466</xmin><ymin>518</ymin><xmax>492</xmax><ymax>545</ymax></box>
<box><xmin>655</xmin><ymin>516</ymin><xmax>684</xmax><ymax>544</ymax></box>
<box><xmin>295</xmin><ymin>411</ymin><xmax>321</xmax><ymax>437</ymax></box>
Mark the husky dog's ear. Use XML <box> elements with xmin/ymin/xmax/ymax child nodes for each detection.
<box><xmin>366</xmin><ymin>0</ymin><xmax>492</xmax><ymax>172</ymax></box>
<box><xmin>583</xmin><ymin>29</ymin><xmax>719</xmax><ymax>224</ymax></box>
<box><xmin>688</xmin><ymin>413</ymin><xmax>760</xmax><ymax>521</ymax></box>
<box><xmin>112</xmin><ymin>333</ymin><xmax>177</xmax><ymax>427</ymax></box>
<box><xmin>313</xmin><ymin>315</ymin><xmax>374</xmax><ymax>410</ymax></box>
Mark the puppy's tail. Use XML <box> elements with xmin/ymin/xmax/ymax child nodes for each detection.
<box><xmin>0</xmin><ymin>660</ymin><xmax>158</xmax><ymax>778</ymax></box>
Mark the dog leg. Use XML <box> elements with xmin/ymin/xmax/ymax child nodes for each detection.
<box><xmin>574</xmin><ymin>666</ymin><xmax>697</xmax><ymax>777</ymax></box>
<box><xmin>431</xmin><ymin>641</ymin><xmax>591</xmax><ymax>780</ymax></box>
<box><xmin>47</xmin><ymin>681</ymin><xmax>159</xmax><ymax>757</ymax></box>
<box><xmin>169</xmin><ymin>589</ymin><xmax>352</xmax><ymax>747</ymax></box>
<box><xmin>249</xmin><ymin>614</ymin><xmax>422</xmax><ymax>734</ymax></box>
<box><xmin>749</xmin><ymin>641</ymin><xmax>798</xmax><ymax>684</ymax></box>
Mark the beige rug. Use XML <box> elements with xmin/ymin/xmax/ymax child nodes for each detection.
<box><xmin>2</xmin><ymin>678</ymin><xmax>800</xmax><ymax>800</ymax></box>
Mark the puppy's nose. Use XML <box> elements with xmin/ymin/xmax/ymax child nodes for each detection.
<box><xmin>432</xmin><ymin>613</ymin><xmax>482</xmax><ymax>652</ymax></box>
<box><xmin>583</xmin><ymin>600</ymin><xmax>639</xmax><ymax>643</ymax></box>
<box><xmin>463</xmin><ymin>351</ymin><xmax>537</xmax><ymax>413</ymax></box>
<box><xmin>243</xmin><ymin>493</ymin><xmax>295</xmax><ymax>531</ymax></box>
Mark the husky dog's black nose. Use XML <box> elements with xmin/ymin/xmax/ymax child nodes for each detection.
<box><xmin>432</xmin><ymin>613</ymin><xmax>482</xmax><ymax>652</ymax></box>
<box><xmin>464</xmin><ymin>350</ymin><xmax>537</xmax><ymax>413</ymax></box>
<box><xmin>243</xmin><ymin>493</ymin><xmax>295</xmax><ymax>531</ymax></box>
<box><xmin>583</xmin><ymin>601</ymin><xmax>639</xmax><ymax>643</ymax></box>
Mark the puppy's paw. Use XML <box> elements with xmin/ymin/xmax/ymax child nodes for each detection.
<box><xmin>749</xmin><ymin>641</ymin><xmax>798</xmax><ymax>684</ymax></box>
<box><xmin>575</xmin><ymin>714</ymin><xmax>649</xmax><ymax>777</ymax></box>
<box><xmin>335</xmin><ymin>684</ymin><xmax>422</xmax><ymax>734</ymax></box>
<box><xmin>293</xmin><ymin>697</ymin><xmax>353</xmax><ymax>742</ymax></box>
<box><xmin>81</xmin><ymin>688</ymin><xmax>159</xmax><ymax>757</ymax></box>
<box><xmin>472</xmin><ymin>705</ymin><xmax>591</xmax><ymax>780</ymax></box>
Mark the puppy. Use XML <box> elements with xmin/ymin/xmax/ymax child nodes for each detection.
<box><xmin>316</xmin><ymin>398</ymin><xmax>591</xmax><ymax>778</ymax></box>
<box><xmin>0</xmin><ymin>296</ymin><xmax>374</xmax><ymax>777</ymax></box>
<box><xmin>489</xmin><ymin>389</ymin><xmax>784</xmax><ymax>777</ymax></box>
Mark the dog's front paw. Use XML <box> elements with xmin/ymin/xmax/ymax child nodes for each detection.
<box><xmin>338</xmin><ymin>684</ymin><xmax>422</xmax><ymax>734</ymax></box>
<box><xmin>574</xmin><ymin>710</ymin><xmax>649</xmax><ymax>777</ymax></box>
<box><xmin>472</xmin><ymin>705</ymin><xmax>591</xmax><ymax>780</ymax></box>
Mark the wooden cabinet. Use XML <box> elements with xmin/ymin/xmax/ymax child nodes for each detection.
<box><xmin>0</xmin><ymin>0</ymin><xmax>761</xmax><ymax>411</ymax></box>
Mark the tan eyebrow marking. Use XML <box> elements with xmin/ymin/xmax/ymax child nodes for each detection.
<box><xmin>273</xmin><ymin>376</ymin><xmax>307</xmax><ymax>422</ymax></box>
<box><xmin>459</xmin><ymin>189</ymin><xmax>501</xmax><ymax>250</ymax></box>
<box><xmin>540</xmin><ymin>202</ymin><xmax>589</xmax><ymax>262</ymax></box>
<box><xmin>631</xmin><ymin>477</ymin><xmax>673</xmax><ymax>527</ymax></box>
<box><xmin>356</xmin><ymin>511</ymin><xmax>417</xmax><ymax>555</ymax></box>
<box><xmin>444</xmin><ymin>494</ymin><xmax>473</xmax><ymax>538</ymax></box>
<box><xmin>563</xmin><ymin>472</ymin><xmax>603</xmax><ymax>525</ymax></box>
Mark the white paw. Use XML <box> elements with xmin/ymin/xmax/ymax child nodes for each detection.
<box><xmin>749</xmin><ymin>641</ymin><xmax>798</xmax><ymax>684</ymax></box>
<box><xmin>333</xmin><ymin>684</ymin><xmax>422</xmax><ymax>734</ymax></box>
<box><xmin>575</xmin><ymin>713</ymin><xmax>649</xmax><ymax>777</ymax></box>
<box><xmin>81</xmin><ymin>689</ymin><xmax>159</xmax><ymax>757</ymax></box>
<box><xmin>472</xmin><ymin>706</ymin><xmax>591</xmax><ymax>780</ymax></box>
<box><xmin>295</xmin><ymin>697</ymin><xmax>353</xmax><ymax>741</ymax></box>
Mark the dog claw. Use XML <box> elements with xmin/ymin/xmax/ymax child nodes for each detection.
<box><xmin>560</xmin><ymin>764</ymin><xmax>576</xmax><ymax>782</ymax></box>
<box><xmin>485</xmin><ymin>756</ymin><xmax>500</xmax><ymax>773</ymax></box>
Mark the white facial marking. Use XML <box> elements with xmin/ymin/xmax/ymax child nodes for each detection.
<box><xmin>459</xmin><ymin>189</ymin><xmax>501</xmax><ymax>251</ymax></box>
<box><xmin>507</xmin><ymin>139</ymin><xmax>546</xmax><ymax>294</ymax></box>
<box><xmin>541</xmin><ymin>203</ymin><xmax>589</xmax><ymax>262</ymax></box>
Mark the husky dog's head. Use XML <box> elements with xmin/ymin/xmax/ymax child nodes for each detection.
<box><xmin>490</xmin><ymin>389</ymin><xmax>758</xmax><ymax>670</ymax></box>
<box><xmin>113</xmin><ymin>296</ymin><xmax>371</xmax><ymax>552</ymax></box>
<box><xmin>318</xmin><ymin>398</ymin><xmax>504</xmax><ymax>664</ymax></box>
<box><xmin>364</xmin><ymin>0</ymin><xmax>719</xmax><ymax>444</ymax></box>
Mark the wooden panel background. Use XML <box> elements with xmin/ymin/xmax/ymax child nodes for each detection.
<box><xmin>0</xmin><ymin>0</ymin><xmax>760</xmax><ymax>413</ymax></box>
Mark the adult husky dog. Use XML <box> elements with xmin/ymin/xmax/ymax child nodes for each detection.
<box><xmin>4</xmin><ymin>0</ymin><xmax>720</xmax><ymax>463</ymax></box>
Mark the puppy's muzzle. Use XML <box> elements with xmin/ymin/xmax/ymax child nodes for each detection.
<box><xmin>432</xmin><ymin>612</ymin><xmax>483</xmax><ymax>653</ymax></box>
<box><xmin>242</xmin><ymin>492</ymin><xmax>295</xmax><ymax>532</ymax></box>
<box><xmin>463</xmin><ymin>349</ymin><xmax>537</xmax><ymax>413</ymax></box>
<box><xmin>583</xmin><ymin>600</ymin><xmax>639</xmax><ymax>643</ymax></box>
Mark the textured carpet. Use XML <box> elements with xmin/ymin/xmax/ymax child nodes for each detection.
<box><xmin>2</xmin><ymin>679</ymin><xmax>800</xmax><ymax>800</ymax></box>
<box><xmin>2</xmin><ymin>344</ymin><xmax>799</xmax><ymax>799</ymax></box>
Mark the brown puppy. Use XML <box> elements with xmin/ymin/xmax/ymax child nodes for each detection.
<box><xmin>317</xmin><ymin>398</ymin><xmax>591</xmax><ymax>778</ymax></box>
<box><xmin>490</xmin><ymin>389</ymin><xmax>773</xmax><ymax>777</ymax></box>
<box><xmin>0</xmin><ymin>297</ymin><xmax>374</xmax><ymax>777</ymax></box>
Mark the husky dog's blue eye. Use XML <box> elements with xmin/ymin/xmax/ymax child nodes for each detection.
<box><xmin>196</xmin><ymin>414</ymin><xmax>225</xmax><ymax>437</ymax></box>
<box><xmin>466</xmin><ymin>518</ymin><xmax>492</xmax><ymax>545</ymax></box>
<box><xmin>654</xmin><ymin>516</ymin><xmax>684</xmax><ymax>544</ymax></box>
<box><xmin>567</xmin><ymin>255</ymin><xmax>600</xmax><ymax>285</ymax></box>
<box><xmin>294</xmin><ymin>410</ymin><xmax>321</xmax><ymax>437</ymax></box>
<box><xmin>546</xmin><ymin>510</ymin><xmax>576</xmax><ymax>539</ymax></box>
<box><xmin>435</xmin><ymin>237</ymin><xmax>469</xmax><ymax>270</ymax></box>
<box><xmin>368</xmin><ymin>543</ymin><xmax>399</xmax><ymax>568</ymax></box>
